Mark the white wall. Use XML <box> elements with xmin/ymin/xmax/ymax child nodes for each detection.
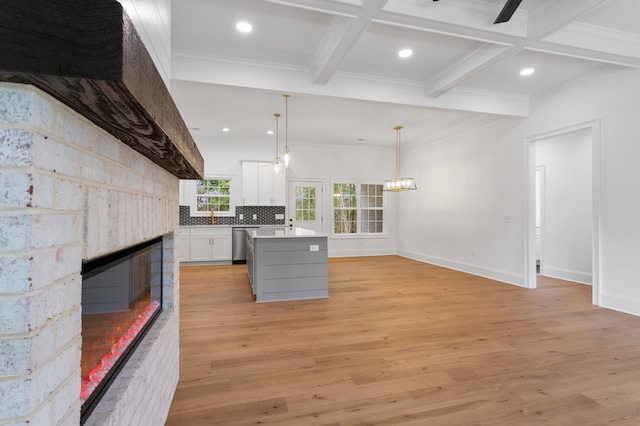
<box><xmin>397</xmin><ymin>65</ymin><xmax>640</xmax><ymax>316</ymax></box>
<box><xmin>194</xmin><ymin>140</ymin><xmax>398</xmax><ymax>257</ymax></box>
<box><xmin>118</xmin><ymin>0</ymin><xmax>172</xmax><ymax>86</ymax></box>
<box><xmin>536</xmin><ymin>129</ymin><xmax>592</xmax><ymax>284</ymax></box>
<box><xmin>396</xmin><ymin>118</ymin><xmax>526</xmax><ymax>285</ymax></box>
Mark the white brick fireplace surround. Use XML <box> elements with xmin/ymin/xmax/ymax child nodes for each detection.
<box><xmin>0</xmin><ymin>83</ymin><xmax>180</xmax><ymax>425</ymax></box>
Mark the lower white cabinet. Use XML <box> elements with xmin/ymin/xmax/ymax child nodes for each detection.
<box><xmin>184</xmin><ymin>227</ymin><xmax>232</xmax><ymax>262</ymax></box>
<box><xmin>178</xmin><ymin>228</ymin><xmax>191</xmax><ymax>262</ymax></box>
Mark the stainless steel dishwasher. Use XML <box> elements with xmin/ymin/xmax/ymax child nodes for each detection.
<box><xmin>232</xmin><ymin>227</ymin><xmax>258</xmax><ymax>264</ymax></box>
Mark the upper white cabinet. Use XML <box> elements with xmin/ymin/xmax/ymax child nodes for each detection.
<box><xmin>179</xmin><ymin>180</ymin><xmax>193</xmax><ymax>206</ymax></box>
<box><xmin>242</xmin><ymin>162</ymin><xmax>260</xmax><ymax>205</ymax></box>
<box><xmin>242</xmin><ymin>161</ymin><xmax>285</xmax><ymax>206</ymax></box>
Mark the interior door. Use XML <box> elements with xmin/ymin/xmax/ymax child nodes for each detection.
<box><xmin>535</xmin><ymin>166</ymin><xmax>544</xmax><ymax>274</ymax></box>
<box><xmin>288</xmin><ymin>181</ymin><xmax>323</xmax><ymax>232</ymax></box>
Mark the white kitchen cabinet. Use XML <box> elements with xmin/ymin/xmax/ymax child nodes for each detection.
<box><xmin>178</xmin><ymin>228</ymin><xmax>191</xmax><ymax>262</ymax></box>
<box><xmin>242</xmin><ymin>161</ymin><xmax>260</xmax><ymax>205</ymax></box>
<box><xmin>242</xmin><ymin>161</ymin><xmax>286</xmax><ymax>206</ymax></box>
<box><xmin>179</xmin><ymin>180</ymin><xmax>194</xmax><ymax>206</ymax></box>
<box><xmin>186</xmin><ymin>227</ymin><xmax>232</xmax><ymax>262</ymax></box>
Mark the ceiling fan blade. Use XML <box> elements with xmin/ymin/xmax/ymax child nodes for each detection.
<box><xmin>494</xmin><ymin>0</ymin><xmax>523</xmax><ymax>24</ymax></box>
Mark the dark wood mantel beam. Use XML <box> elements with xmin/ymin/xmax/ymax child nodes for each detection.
<box><xmin>0</xmin><ymin>0</ymin><xmax>204</xmax><ymax>179</ymax></box>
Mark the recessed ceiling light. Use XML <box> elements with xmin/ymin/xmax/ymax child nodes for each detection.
<box><xmin>236</xmin><ymin>22</ymin><xmax>252</xmax><ymax>33</ymax></box>
<box><xmin>267</xmin><ymin>130</ymin><xmax>274</xmax><ymax>135</ymax></box>
<box><xmin>222</xmin><ymin>128</ymin><xmax>230</xmax><ymax>132</ymax></box>
<box><xmin>398</xmin><ymin>49</ymin><xmax>413</xmax><ymax>58</ymax></box>
<box><xmin>520</xmin><ymin>68</ymin><xmax>535</xmax><ymax>76</ymax></box>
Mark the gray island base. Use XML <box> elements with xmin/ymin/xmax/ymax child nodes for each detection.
<box><xmin>246</xmin><ymin>227</ymin><xmax>328</xmax><ymax>303</ymax></box>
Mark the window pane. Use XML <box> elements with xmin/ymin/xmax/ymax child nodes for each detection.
<box><xmin>334</xmin><ymin>209</ymin><xmax>356</xmax><ymax>234</ymax></box>
<box><xmin>195</xmin><ymin>178</ymin><xmax>233</xmax><ymax>212</ymax></box>
<box><xmin>333</xmin><ymin>183</ymin><xmax>383</xmax><ymax>235</ymax></box>
<box><xmin>296</xmin><ymin>186</ymin><xmax>316</xmax><ymax>223</ymax></box>
<box><xmin>196</xmin><ymin>181</ymin><xmax>205</xmax><ymax>194</ymax></box>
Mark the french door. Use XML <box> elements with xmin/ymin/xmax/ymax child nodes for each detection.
<box><xmin>288</xmin><ymin>180</ymin><xmax>323</xmax><ymax>232</ymax></box>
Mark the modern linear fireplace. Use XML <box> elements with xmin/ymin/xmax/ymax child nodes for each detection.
<box><xmin>80</xmin><ymin>237</ymin><xmax>163</xmax><ymax>423</ymax></box>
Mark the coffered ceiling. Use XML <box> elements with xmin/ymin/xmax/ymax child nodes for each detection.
<box><xmin>170</xmin><ymin>0</ymin><xmax>640</xmax><ymax>149</ymax></box>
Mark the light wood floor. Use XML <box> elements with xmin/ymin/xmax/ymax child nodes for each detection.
<box><xmin>166</xmin><ymin>256</ymin><xmax>640</xmax><ymax>425</ymax></box>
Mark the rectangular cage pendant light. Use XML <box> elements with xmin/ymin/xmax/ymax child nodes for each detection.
<box><xmin>383</xmin><ymin>125</ymin><xmax>417</xmax><ymax>192</ymax></box>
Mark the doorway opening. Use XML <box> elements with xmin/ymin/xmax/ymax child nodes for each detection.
<box><xmin>525</xmin><ymin>120</ymin><xmax>601</xmax><ymax>306</ymax></box>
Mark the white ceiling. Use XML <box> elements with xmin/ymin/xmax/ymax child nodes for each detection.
<box><xmin>169</xmin><ymin>0</ymin><xmax>640</xmax><ymax>150</ymax></box>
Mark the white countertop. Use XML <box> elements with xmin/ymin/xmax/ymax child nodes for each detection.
<box><xmin>248</xmin><ymin>227</ymin><xmax>327</xmax><ymax>239</ymax></box>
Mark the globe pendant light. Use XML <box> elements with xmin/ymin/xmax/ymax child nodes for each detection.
<box><xmin>383</xmin><ymin>125</ymin><xmax>417</xmax><ymax>192</ymax></box>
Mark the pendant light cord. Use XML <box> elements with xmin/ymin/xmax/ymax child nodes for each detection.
<box><xmin>274</xmin><ymin>113</ymin><xmax>280</xmax><ymax>172</ymax></box>
<box><xmin>283</xmin><ymin>94</ymin><xmax>290</xmax><ymax>164</ymax></box>
<box><xmin>395</xmin><ymin>125</ymin><xmax>403</xmax><ymax>179</ymax></box>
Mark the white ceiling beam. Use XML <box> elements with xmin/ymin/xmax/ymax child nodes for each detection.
<box><xmin>381</xmin><ymin>0</ymin><xmax>527</xmax><ymax>42</ymax></box>
<box><xmin>262</xmin><ymin>0</ymin><xmax>360</xmax><ymax>18</ymax></box>
<box><xmin>527</xmin><ymin>0</ymin><xmax>614</xmax><ymax>40</ymax></box>
<box><xmin>309</xmin><ymin>0</ymin><xmax>389</xmax><ymax>85</ymax></box>
<box><xmin>538</xmin><ymin>23</ymin><xmax>640</xmax><ymax>67</ymax></box>
<box><xmin>309</xmin><ymin>15</ymin><xmax>368</xmax><ymax>85</ymax></box>
<box><xmin>526</xmin><ymin>41</ymin><xmax>640</xmax><ymax>69</ymax></box>
<box><xmin>424</xmin><ymin>43</ymin><xmax>514</xmax><ymax>98</ymax></box>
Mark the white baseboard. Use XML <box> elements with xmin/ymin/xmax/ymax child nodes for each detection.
<box><xmin>600</xmin><ymin>292</ymin><xmax>640</xmax><ymax>317</ymax></box>
<box><xmin>542</xmin><ymin>266</ymin><xmax>592</xmax><ymax>285</ymax></box>
<box><xmin>396</xmin><ymin>249</ymin><xmax>525</xmax><ymax>287</ymax></box>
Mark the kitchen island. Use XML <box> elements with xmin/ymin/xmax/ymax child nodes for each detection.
<box><xmin>246</xmin><ymin>227</ymin><xmax>328</xmax><ymax>302</ymax></box>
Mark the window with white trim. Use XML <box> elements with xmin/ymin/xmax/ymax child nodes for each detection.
<box><xmin>193</xmin><ymin>177</ymin><xmax>234</xmax><ymax>216</ymax></box>
<box><xmin>333</xmin><ymin>182</ymin><xmax>384</xmax><ymax>235</ymax></box>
